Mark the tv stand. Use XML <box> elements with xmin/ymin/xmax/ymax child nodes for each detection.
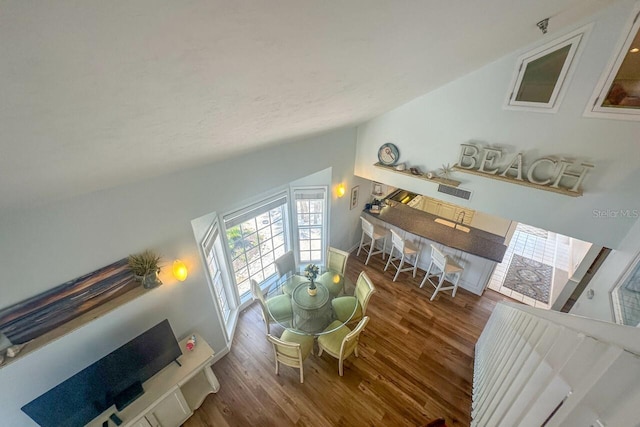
<box><xmin>87</xmin><ymin>333</ymin><xmax>219</xmax><ymax>427</ymax></box>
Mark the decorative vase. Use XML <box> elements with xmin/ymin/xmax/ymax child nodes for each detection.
<box><xmin>307</xmin><ymin>279</ymin><xmax>317</xmax><ymax>296</ymax></box>
<box><xmin>142</xmin><ymin>270</ymin><xmax>162</xmax><ymax>289</ymax></box>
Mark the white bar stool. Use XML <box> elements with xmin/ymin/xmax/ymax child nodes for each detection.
<box><xmin>420</xmin><ymin>244</ymin><xmax>464</xmax><ymax>301</ymax></box>
<box><xmin>384</xmin><ymin>229</ymin><xmax>421</xmax><ymax>281</ymax></box>
<box><xmin>357</xmin><ymin>216</ymin><xmax>389</xmax><ymax>265</ymax></box>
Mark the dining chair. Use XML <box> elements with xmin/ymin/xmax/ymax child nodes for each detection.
<box><xmin>318</xmin><ymin>246</ymin><xmax>350</xmax><ymax>297</ymax></box>
<box><xmin>250</xmin><ymin>279</ymin><xmax>293</xmax><ymax>334</ymax></box>
<box><xmin>357</xmin><ymin>217</ymin><xmax>389</xmax><ymax>265</ymax></box>
<box><xmin>384</xmin><ymin>229</ymin><xmax>421</xmax><ymax>281</ymax></box>
<box><xmin>331</xmin><ymin>271</ymin><xmax>376</xmax><ymax>324</ymax></box>
<box><xmin>420</xmin><ymin>244</ymin><xmax>464</xmax><ymax>301</ymax></box>
<box><xmin>317</xmin><ymin>316</ymin><xmax>370</xmax><ymax>376</ymax></box>
<box><xmin>275</xmin><ymin>251</ymin><xmax>306</xmax><ymax>294</ymax></box>
<box><xmin>266</xmin><ymin>330</ymin><xmax>314</xmax><ymax>383</ymax></box>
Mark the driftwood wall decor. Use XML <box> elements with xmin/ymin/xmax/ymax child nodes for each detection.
<box><xmin>0</xmin><ymin>258</ymin><xmax>137</xmax><ymax>346</ymax></box>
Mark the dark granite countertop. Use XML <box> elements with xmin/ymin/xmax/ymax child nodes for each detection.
<box><xmin>364</xmin><ymin>203</ymin><xmax>507</xmax><ymax>263</ymax></box>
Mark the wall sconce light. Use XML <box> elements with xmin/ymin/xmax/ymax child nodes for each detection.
<box><xmin>172</xmin><ymin>260</ymin><xmax>188</xmax><ymax>282</ymax></box>
<box><xmin>337</xmin><ymin>184</ymin><xmax>346</xmax><ymax>198</ymax></box>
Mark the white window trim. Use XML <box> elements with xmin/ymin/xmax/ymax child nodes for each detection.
<box><xmin>200</xmin><ymin>220</ymin><xmax>238</xmax><ymax>344</ymax></box>
<box><xmin>504</xmin><ymin>24</ymin><xmax>592</xmax><ymax>113</ymax></box>
<box><xmin>584</xmin><ymin>4</ymin><xmax>640</xmax><ymax>121</ymax></box>
<box><xmin>222</xmin><ymin>190</ymin><xmax>291</xmax><ymax>305</ymax></box>
<box><xmin>291</xmin><ymin>186</ymin><xmax>329</xmax><ymax>266</ymax></box>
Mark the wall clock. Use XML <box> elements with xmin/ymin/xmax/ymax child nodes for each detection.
<box><xmin>378</xmin><ymin>143</ymin><xmax>399</xmax><ymax>165</ymax></box>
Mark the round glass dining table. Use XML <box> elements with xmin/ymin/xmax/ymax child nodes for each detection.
<box><xmin>266</xmin><ymin>267</ymin><xmax>357</xmax><ymax>336</ymax></box>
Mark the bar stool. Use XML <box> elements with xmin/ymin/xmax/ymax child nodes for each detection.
<box><xmin>420</xmin><ymin>244</ymin><xmax>464</xmax><ymax>301</ymax></box>
<box><xmin>384</xmin><ymin>229</ymin><xmax>421</xmax><ymax>281</ymax></box>
<box><xmin>357</xmin><ymin>217</ymin><xmax>389</xmax><ymax>265</ymax></box>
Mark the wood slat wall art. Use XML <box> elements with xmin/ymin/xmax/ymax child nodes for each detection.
<box><xmin>185</xmin><ymin>249</ymin><xmax>516</xmax><ymax>427</ymax></box>
<box><xmin>0</xmin><ymin>258</ymin><xmax>143</xmax><ymax>368</ymax></box>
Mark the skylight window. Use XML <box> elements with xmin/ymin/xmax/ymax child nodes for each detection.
<box><xmin>585</xmin><ymin>8</ymin><xmax>640</xmax><ymax>121</ymax></box>
<box><xmin>505</xmin><ymin>26</ymin><xmax>589</xmax><ymax>113</ymax></box>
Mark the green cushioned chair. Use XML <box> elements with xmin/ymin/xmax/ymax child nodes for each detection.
<box><xmin>317</xmin><ymin>316</ymin><xmax>370</xmax><ymax>376</ymax></box>
<box><xmin>331</xmin><ymin>271</ymin><xmax>376</xmax><ymax>324</ymax></box>
<box><xmin>318</xmin><ymin>247</ymin><xmax>350</xmax><ymax>297</ymax></box>
<box><xmin>267</xmin><ymin>330</ymin><xmax>315</xmax><ymax>383</ymax></box>
<box><xmin>251</xmin><ymin>279</ymin><xmax>292</xmax><ymax>334</ymax></box>
<box><xmin>275</xmin><ymin>251</ymin><xmax>307</xmax><ymax>294</ymax></box>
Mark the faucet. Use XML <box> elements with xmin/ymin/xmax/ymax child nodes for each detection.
<box><xmin>456</xmin><ymin>211</ymin><xmax>466</xmax><ymax>225</ymax></box>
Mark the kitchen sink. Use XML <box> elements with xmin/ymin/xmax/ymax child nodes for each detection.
<box><xmin>434</xmin><ymin>218</ymin><xmax>470</xmax><ymax>233</ymax></box>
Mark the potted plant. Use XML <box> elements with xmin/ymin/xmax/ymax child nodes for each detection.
<box><xmin>304</xmin><ymin>263</ymin><xmax>320</xmax><ymax>296</ymax></box>
<box><xmin>128</xmin><ymin>250</ymin><xmax>162</xmax><ymax>289</ymax></box>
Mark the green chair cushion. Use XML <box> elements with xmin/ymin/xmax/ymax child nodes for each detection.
<box><xmin>331</xmin><ymin>296</ymin><xmax>361</xmax><ymax>323</ymax></box>
<box><xmin>317</xmin><ymin>271</ymin><xmax>344</xmax><ymax>297</ymax></box>
<box><xmin>282</xmin><ymin>275</ymin><xmax>307</xmax><ymax>295</ymax></box>
<box><xmin>266</xmin><ymin>294</ymin><xmax>293</xmax><ymax>321</ymax></box>
<box><xmin>281</xmin><ymin>330</ymin><xmax>314</xmax><ymax>359</ymax></box>
<box><xmin>317</xmin><ymin>321</ymin><xmax>351</xmax><ymax>354</ymax></box>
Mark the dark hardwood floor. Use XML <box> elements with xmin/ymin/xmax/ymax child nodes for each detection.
<box><xmin>184</xmin><ymin>250</ymin><xmax>515</xmax><ymax>427</ymax></box>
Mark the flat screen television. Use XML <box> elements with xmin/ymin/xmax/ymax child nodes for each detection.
<box><xmin>21</xmin><ymin>319</ymin><xmax>182</xmax><ymax>427</ymax></box>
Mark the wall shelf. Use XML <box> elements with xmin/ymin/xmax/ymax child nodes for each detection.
<box><xmin>0</xmin><ymin>285</ymin><xmax>151</xmax><ymax>370</ymax></box>
<box><xmin>452</xmin><ymin>166</ymin><xmax>583</xmax><ymax>197</ymax></box>
<box><xmin>373</xmin><ymin>163</ymin><xmax>461</xmax><ymax>187</ymax></box>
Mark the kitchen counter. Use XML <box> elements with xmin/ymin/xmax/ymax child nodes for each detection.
<box><xmin>365</xmin><ymin>202</ymin><xmax>507</xmax><ymax>263</ymax></box>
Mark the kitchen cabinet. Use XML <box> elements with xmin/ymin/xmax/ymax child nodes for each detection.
<box><xmin>143</xmin><ymin>389</ymin><xmax>192</xmax><ymax>427</ymax></box>
<box><xmin>412</xmin><ymin>195</ymin><xmax>474</xmax><ymax>225</ymax></box>
<box><xmin>438</xmin><ymin>204</ymin><xmax>457</xmax><ymax>221</ymax></box>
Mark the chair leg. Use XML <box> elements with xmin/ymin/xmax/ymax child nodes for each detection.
<box><xmin>412</xmin><ymin>255</ymin><xmax>419</xmax><ymax>278</ymax></box>
<box><xmin>452</xmin><ymin>272</ymin><xmax>460</xmax><ymax>297</ymax></box>
<box><xmin>384</xmin><ymin>247</ymin><xmax>394</xmax><ymax>271</ymax></box>
<box><xmin>318</xmin><ymin>346</ymin><xmax>324</xmax><ymax>357</ymax></box>
<box><xmin>275</xmin><ymin>360</ymin><xmax>279</xmax><ymax>376</ymax></box>
<box><xmin>419</xmin><ymin>261</ymin><xmax>434</xmax><ymax>288</ymax></box>
<box><xmin>430</xmin><ymin>273</ymin><xmax>446</xmax><ymax>301</ymax></box>
<box><xmin>381</xmin><ymin>236</ymin><xmax>387</xmax><ymax>260</ymax></box>
<box><xmin>365</xmin><ymin>236</ymin><xmax>375</xmax><ymax>265</ymax></box>
<box><xmin>393</xmin><ymin>254</ymin><xmax>405</xmax><ymax>282</ymax></box>
<box><xmin>339</xmin><ymin>359</ymin><xmax>344</xmax><ymax>376</ymax></box>
<box><xmin>299</xmin><ymin>365</ymin><xmax>304</xmax><ymax>383</ymax></box>
<box><xmin>356</xmin><ymin>232</ymin><xmax>365</xmax><ymax>256</ymax></box>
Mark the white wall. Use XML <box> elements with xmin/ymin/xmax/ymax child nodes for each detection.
<box><xmin>0</xmin><ymin>127</ymin><xmax>363</xmax><ymax>426</ymax></box>
<box><xmin>354</xmin><ymin>0</ymin><xmax>640</xmax><ymax>249</ymax></box>
<box><xmin>571</xmin><ymin>217</ymin><xmax>640</xmax><ymax>322</ymax></box>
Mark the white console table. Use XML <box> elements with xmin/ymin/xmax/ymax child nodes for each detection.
<box><xmin>87</xmin><ymin>333</ymin><xmax>219</xmax><ymax>427</ymax></box>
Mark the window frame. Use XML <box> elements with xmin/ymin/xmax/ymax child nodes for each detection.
<box><xmin>585</xmin><ymin>6</ymin><xmax>640</xmax><ymax>121</ymax></box>
<box><xmin>222</xmin><ymin>191</ymin><xmax>290</xmax><ymax>304</ymax></box>
<box><xmin>201</xmin><ymin>220</ymin><xmax>237</xmax><ymax>341</ymax></box>
<box><xmin>505</xmin><ymin>25</ymin><xmax>590</xmax><ymax>113</ymax></box>
<box><xmin>291</xmin><ymin>186</ymin><xmax>328</xmax><ymax>266</ymax></box>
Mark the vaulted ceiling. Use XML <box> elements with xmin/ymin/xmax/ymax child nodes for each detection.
<box><xmin>0</xmin><ymin>0</ymin><xmax>616</xmax><ymax>210</ymax></box>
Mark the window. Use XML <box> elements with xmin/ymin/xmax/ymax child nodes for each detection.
<box><xmin>293</xmin><ymin>187</ymin><xmax>327</xmax><ymax>264</ymax></box>
<box><xmin>506</xmin><ymin>26</ymin><xmax>588</xmax><ymax>112</ymax></box>
<box><xmin>586</xmin><ymin>8</ymin><xmax>640</xmax><ymax>120</ymax></box>
<box><xmin>223</xmin><ymin>193</ymin><xmax>288</xmax><ymax>300</ymax></box>
<box><xmin>202</xmin><ymin>222</ymin><xmax>235</xmax><ymax>334</ymax></box>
